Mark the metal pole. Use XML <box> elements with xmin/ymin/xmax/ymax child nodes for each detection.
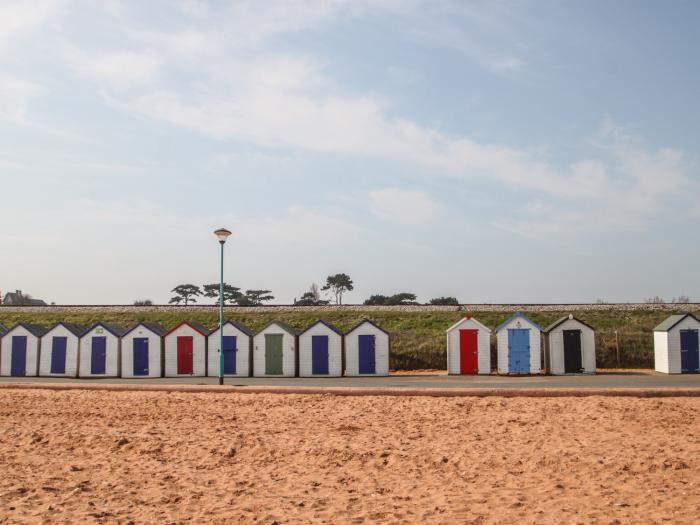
<box><xmin>615</xmin><ymin>329</ymin><xmax>620</xmax><ymax>368</ymax></box>
<box><xmin>219</xmin><ymin>240</ymin><xmax>225</xmax><ymax>385</ymax></box>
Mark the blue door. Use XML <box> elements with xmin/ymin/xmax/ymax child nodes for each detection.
<box><xmin>133</xmin><ymin>338</ymin><xmax>149</xmax><ymax>376</ymax></box>
<box><xmin>91</xmin><ymin>336</ymin><xmax>107</xmax><ymax>374</ymax></box>
<box><xmin>680</xmin><ymin>330</ymin><xmax>699</xmax><ymax>373</ymax></box>
<box><xmin>50</xmin><ymin>337</ymin><xmax>67</xmax><ymax>374</ymax></box>
<box><xmin>11</xmin><ymin>336</ymin><xmax>27</xmax><ymax>377</ymax></box>
<box><xmin>358</xmin><ymin>335</ymin><xmax>376</xmax><ymax>374</ymax></box>
<box><xmin>508</xmin><ymin>329</ymin><xmax>530</xmax><ymax>374</ymax></box>
<box><xmin>222</xmin><ymin>335</ymin><xmax>236</xmax><ymax>374</ymax></box>
<box><xmin>311</xmin><ymin>335</ymin><xmax>329</xmax><ymax>375</ymax></box>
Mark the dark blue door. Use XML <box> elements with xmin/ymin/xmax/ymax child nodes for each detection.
<box><xmin>680</xmin><ymin>330</ymin><xmax>699</xmax><ymax>373</ymax></box>
<box><xmin>508</xmin><ymin>329</ymin><xmax>530</xmax><ymax>374</ymax></box>
<box><xmin>311</xmin><ymin>335</ymin><xmax>329</xmax><ymax>375</ymax></box>
<box><xmin>133</xmin><ymin>338</ymin><xmax>149</xmax><ymax>376</ymax></box>
<box><xmin>91</xmin><ymin>336</ymin><xmax>107</xmax><ymax>374</ymax></box>
<box><xmin>223</xmin><ymin>335</ymin><xmax>236</xmax><ymax>374</ymax></box>
<box><xmin>50</xmin><ymin>337</ymin><xmax>67</xmax><ymax>374</ymax></box>
<box><xmin>358</xmin><ymin>335</ymin><xmax>376</xmax><ymax>374</ymax></box>
<box><xmin>11</xmin><ymin>336</ymin><xmax>27</xmax><ymax>377</ymax></box>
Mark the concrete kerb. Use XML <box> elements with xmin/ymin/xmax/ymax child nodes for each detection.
<box><xmin>1</xmin><ymin>382</ymin><xmax>700</xmax><ymax>398</ymax></box>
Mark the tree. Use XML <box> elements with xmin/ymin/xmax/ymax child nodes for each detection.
<box><xmin>239</xmin><ymin>289</ymin><xmax>274</xmax><ymax>306</ymax></box>
<box><xmin>673</xmin><ymin>295</ymin><xmax>691</xmax><ymax>304</ymax></box>
<box><xmin>202</xmin><ymin>283</ymin><xmax>243</xmax><ymax>305</ymax></box>
<box><xmin>170</xmin><ymin>284</ymin><xmax>202</xmax><ymax>306</ymax></box>
<box><xmin>364</xmin><ymin>294</ymin><xmax>389</xmax><ymax>305</ymax></box>
<box><xmin>294</xmin><ymin>283</ymin><xmax>330</xmax><ymax>306</ymax></box>
<box><xmin>133</xmin><ymin>299</ymin><xmax>153</xmax><ymax>306</ymax></box>
<box><xmin>168</xmin><ymin>296</ymin><xmax>183</xmax><ymax>305</ymax></box>
<box><xmin>321</xmin><ymin>273</ymin><xmax>354</xmax><ymax>305</ymax></box>
<box><xmin>387</xmin><ymin>292</ymin><xmax>418</xmax><ymax>305</ymax></box>
<box><xmin>645</xmin><ymin>296</ymin><xmax>665</xmax><ymax>304</ymax></box>
<box><xmin>429</xmin><ymin>297</ymin><xmax>459</xmax><ymax>306</ymax></box>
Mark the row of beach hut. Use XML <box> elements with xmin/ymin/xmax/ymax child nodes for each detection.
<box><xmin>0</xmin><ymin>320</ymin><xmax>390</xmax><ymax>378</ymax></box>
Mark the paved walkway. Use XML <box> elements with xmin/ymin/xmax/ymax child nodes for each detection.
<box><xmin>0</xmin><ymin>371</ymin><xmax>700</xmax><ymax>392</ymax></box>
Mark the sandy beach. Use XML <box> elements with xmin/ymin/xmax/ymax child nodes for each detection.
<box><xmin>0</xmin><ymin>389</ymin><xmax>698</xmax><ymax>524</ymax></box>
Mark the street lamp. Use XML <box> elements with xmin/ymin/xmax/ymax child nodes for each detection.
<box><xmin>214</xmin><ymin>227</ymin><xmax>232</xmax><ymax>385</ymax></box>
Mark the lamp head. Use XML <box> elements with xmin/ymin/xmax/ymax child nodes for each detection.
<box><xmin>214</xmin><ymin>228</ymin><xmax>232</xmax><ymax>244</ymax></box>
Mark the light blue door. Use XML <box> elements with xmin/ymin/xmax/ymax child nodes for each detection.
<box><xmin>508</xmin><ymin>329</ymin><xmax>530</xmax><ymax>374</ymax></box>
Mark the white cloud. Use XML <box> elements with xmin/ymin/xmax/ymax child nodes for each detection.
<box><xmin>369</xmin><ymin>188</ymin><xmax>438</xmax><ymax>225</ymax></box>
<box><xmin>63</xmin><ymin>46</ymin><xmax>161</xmax><ymax>88</ymax></box>
<box><xmin>0</xmin><ymin>74</ymin><xmax>46</xmax><ymax>125</ymax></box>
<box><xmin>0</xmin><ymin>0</ymin><xmax>62</xmax><ymax>51</ymax></box>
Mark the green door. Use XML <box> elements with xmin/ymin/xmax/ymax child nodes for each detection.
<box><xmin>265</xmin><ymin>334</ymin><xmax>284</xmax><ymax>375</ymax></box>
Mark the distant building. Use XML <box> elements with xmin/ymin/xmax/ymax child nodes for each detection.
<box><xmin>1</xmin><ymin>290</ymin><xmax>48</xmax><ymax>306</ymax></box>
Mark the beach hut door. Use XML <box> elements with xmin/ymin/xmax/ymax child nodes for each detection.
<box><xmin>358</xmin><ymin>335</ymin><xmax>376</xmax><ymax>374</ymax></box>
<box><xmin>133</xmin><ymin>338</ymin><xmax>149</xmax><ymax>376</ymax></box>
<box><xmin>11</xmin><ymin>335</ymin><xmax>27</xmax><ymax>377</ymax></box>
<box><xmin>311</xmin><ymin>335</ymin><xmax>329</xmax><ymax>375</ymax></box>
<box><xmin>177</xmin><ymin>336</ymin><xmax>194</xmax><ymax>374</ymax></box>
<box><xmin>91</xmin><ymin>336</ymin><xmax>107</xmax><ymax>374</ymax></box>
<box><xmin>459</xmin><ymin>329</ymin><xmax>479</xmax><ymax>374</ymax></box>
<box><xmin>265</xmin><ymin>334</ymin><xmax>284</xmax><ymax>375</ymax></box>
<box><xmin>508</xmin><ymin>329</ymin><xmax>530</xmax><ymax>374</ymax></box>
<box><xmin>563</xmin><ymin>330</ymin><xmax>583</xmax><ymax>373</ymax></box>
<box><xmin>223</xmin><ymin>335</ymin><xmax>236</xmax><ymax>374</ymax></box>
<box><xmin>680</xmin><ymin>330</ymin><xmax>699</xmax><ymax>373</ymax></box>
<box><xmin>50</xmin><ymin>336</ymin><xmax>67</xmax><ymax>374</ymax></box>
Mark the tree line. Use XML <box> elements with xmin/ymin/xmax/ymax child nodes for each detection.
<box><xmin>163</xmin><ymin>273</ymin><xmax>460</xmax><ymax>306</ymax></box>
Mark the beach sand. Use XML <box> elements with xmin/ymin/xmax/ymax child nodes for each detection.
<box><xmin>0</xmin><ymin>389</ymin><xmax>698</xmax><ymax>524</ymax></box>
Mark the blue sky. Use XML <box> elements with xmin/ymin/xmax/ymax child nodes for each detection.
<box><xmin>1</xmin><ymin>0</ymin><xmax>699</xmax><ymax>304</ymax></box>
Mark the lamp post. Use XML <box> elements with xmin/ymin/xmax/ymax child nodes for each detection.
<box><xmin>214</xmin><ymin>227</ymin><xmax>232</xmax><ymax>385</ymax></box>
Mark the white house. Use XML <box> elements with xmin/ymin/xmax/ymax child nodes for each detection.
<box><xmin>446</xmin><ymin>316</ymin><xmax>491</xmax><ymax>375</ymax></box>
<box><xmin>654</xmin><ymin>314</ymin><xmax>700</xmax><ymax>374</ymax></box>
<box><xmin>207</xmin><ymin>321</ymin><xmax>253</xmax><ymax>377</ymax></box>
<box><xmin>344</xmin><ymin>319</ymin><xmax>390</xmax><ymax>376</ymax></box>
<box><xmin>39</xmin><ymin>323</ymin><xmax>85</xmax><ymax>377</ymax></box>
<box><xmin>121</xmin><ymin>323</ymin><xmax>166</xmax><ymax>378</ymax></box>
<box><xmin>298</xmin><ymin>320</ymin><xmax>343</xmax><ymax>377</ymax></box>
<box><xmin>543</xmin><ymin>315</ymin><xmax>596</xmax><ymax>375</ymax></box>
<box><xmin>79</xmin><ymin>322</ymin><xmax>127</xmax><ymax>377</ymax></box>
<box><xmin>164</xmin><ymin>321</ymin><xmax>209</xmax><ymax>377</ymax></box>
<box><xmin>253</xmin><ymin>321</ymin><xmax>298</xmax><ymax>377</ymax></box>
<box><xmin>496</xmin><ymin>312</ymin><xmax>542</xmax><ymax>375</ymax></box>
<box><xmin>0</xmin><ymin>323</ymin><xmax>46</xmax><ymax>377</ymax></box>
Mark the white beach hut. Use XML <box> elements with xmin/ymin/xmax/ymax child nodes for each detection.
<box><xmin>164</xmin><ymin>321</ymin><xmax>209</xmax><ymax>377</ymax></box>
<box><xmin>543</xmin><ymin>314</ymin><xmax>596</xmax><ymax>375</ymax></box>
<box><xmin>654</xmin><ymin>313</ymin><xmax>700</xmax><ymax>374</ymax></box>
<box><xmin>344</xmin><ymin>319</ymin><xmax>390</xmax><ymax>376</ymax></box>
<box><xmin>253</xmin><ymin>321</ymin><xmax>298</xmax><ymax>377</ymax></box>
<box><xmin>0</xmin><ymin>323</ymin><xmax>46</xmax><ymax>377</ymax></box>
<box><xmin>207</xmin><ymin>321</ymin><xmax>253</xmax><ymax>377</ymax></box>
<box><xmin>446</xmin><ymin>316</ymin><xmax>491</xmax><ymax>375</ymax></box>
<box><xmin>496</xmin><ymin>312</ymin><xmax>542</xmax><ymax>375</ymax></box>
<box><xmin>79</xmin><ymin>322</ymin><xmax>127</xmax><ymax>377</ymax></box>
<box><xmin>121</xmin><ymin>323</ymin><xmax>166</xmax><ymax>378</ymax></box>
<box><xmin>39</xmin><ymin>323</ymin><xmax>85</xmax><ymax>377</ymax></box>
<box><xmin>298</xmin><ymin>320</ymin><xmax>343</xmax><ymax>377</ymax></box>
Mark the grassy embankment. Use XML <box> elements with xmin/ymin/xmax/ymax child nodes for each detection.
<box><xmin>0</xmin><ymin>308</ymin><xmax>695</xmax><ymax>369</ymax></box>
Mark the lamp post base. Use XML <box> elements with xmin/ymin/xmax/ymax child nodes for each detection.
<box><xmin>219</xmin><ymin>376</ymin><xmax>224</xmax><ymax>386</ymax></box>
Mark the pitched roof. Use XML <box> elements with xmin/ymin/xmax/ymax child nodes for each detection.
<box><xmin>445</xmin><ymin>316</ymin><xmax>492</xmax><ymax>334</ymax></box>
<box><xmin>123</xmin><ymin>322</ymin><xmax>167</xmax><ymax>337</ymax></box>
<box><xmin>44</xmin><ymin>322</ymin><xmax>86</xmax><ymax>337</ymax></box>
<box><xmin>257</xmin><ymin>320</ymin><xmax>299</xmax><ymax>336</ymax></box>
<box><xmin>495</xmin><ymin>312</ymin><xmax>543</xmax><ymax>333</ymax></box>
<box><xmin>299</xmin><ymin>319</ymin><xmax>343</xmax><ymax>336</ymax></box>
<box><xmin>654</xmin><ymin>313</ymin><xmax>700</xmax><ymax>332</ymax></box>
<box><xmin>2</xmin><ymin>292</ymin><xmax>47</xmax><ymax>306</ymax></box>
<box><xmin>0</xmin><ymin>324</ymin><xmax>7</xmax><ymax>336</ymax></box>
<box><xmin>164</xmin><ymin>320</ymin><xmax>210</xmax><ymax>337</ymax></box>
<box><xmin>344</xmin><ymin>318</ymin><xmax>390</xmax><ymax>336</ymax></box>
<box><xmin>210</xmin><ymin>320</ymin><xmax>253</xmax><ymax>336</ymax></box>
<box><xmin>83</xmin><ymin>322</ymin><xmax>128</xmax><ymax>337</ymax></box>
<box><xmin>544</xmin><ymin>315</ymin><xmax>595</xmax><ymax>333</ymax></box>
<box><xmin>5</xmin><ymin>322</ymin><xmax>47</xmax><ymax>337</ymax></box>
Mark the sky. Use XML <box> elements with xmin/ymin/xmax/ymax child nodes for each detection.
<box><xmin>1</xmin><ymin>0</ymin><xmax>699</xmax><ymax>305</ymax></box>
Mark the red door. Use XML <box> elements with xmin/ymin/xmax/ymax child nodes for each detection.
<box><xmin>459</xmin><ymin>329</ymin><xmax>479</xmax><ymax>374</ymax></box>
<box><xmin>177</xmin><ymin>336</ymin><xmax>193</xmax><ymax>374</ymax></box>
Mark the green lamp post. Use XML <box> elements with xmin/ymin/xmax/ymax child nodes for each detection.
<box><xmin>214</xmin><ymin>227</ymin><xmax>232</xmax><ymax>385</ymax></box>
